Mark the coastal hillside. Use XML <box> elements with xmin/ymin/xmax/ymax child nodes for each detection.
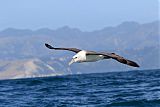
<box><xmin>0</xmin><ymin>21</ymin><xmax>159</xmax><ymax>79</ymax></box>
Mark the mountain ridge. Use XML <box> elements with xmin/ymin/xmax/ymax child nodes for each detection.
<box><xmin>0</xmin><ymin>20</ymin><xmax>159</xmax><ymax>79</ymax></box>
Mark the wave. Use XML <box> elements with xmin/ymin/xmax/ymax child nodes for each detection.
<box><xmin>108</xmin><ymin>99</ymin><xmax>160</xmax><ymax>106</ymax></box>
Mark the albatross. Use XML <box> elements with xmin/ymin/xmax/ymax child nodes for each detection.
<box><xmin>45</xmin><ymin>43</ymin><xmax>140</xmax><ymax>67</ymax></box>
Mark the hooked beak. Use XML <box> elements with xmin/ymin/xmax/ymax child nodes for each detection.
<box><xmin>69</xmin><ymin>59</ymin><xmax>75</xmax><ymax>65</ymax></box>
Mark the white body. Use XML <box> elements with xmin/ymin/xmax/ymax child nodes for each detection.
<box><xmin>69</xmin><ymin>50</ymin><xmax>104</xmax><ymax>65</ymax></box>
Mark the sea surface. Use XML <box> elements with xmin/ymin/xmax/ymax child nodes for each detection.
<box><xmin>0</xmin><ymin>69</ymin><xmax>160</xmax><ymax>107</ymax></box>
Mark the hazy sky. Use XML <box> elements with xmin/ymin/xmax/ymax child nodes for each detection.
<box><xmin>0</xmin><ymin>0</ymin><xmax>159</xmax><ymax>31</ymax></box>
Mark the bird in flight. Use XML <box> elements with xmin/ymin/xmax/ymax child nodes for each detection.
<box><xmin>45</xmin><ymin>43</ymin><xmax>140</xmax><ymax>67</ymax></box>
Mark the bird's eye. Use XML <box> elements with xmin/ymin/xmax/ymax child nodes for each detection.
<box><xmin>75</xmin><ymin>57</ymin><xmax>77</xmax><ymax>59</ymax></box>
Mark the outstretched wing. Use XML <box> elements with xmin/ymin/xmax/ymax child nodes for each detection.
<box><xmin>86</xmin><ymin>52</ymin><xmax>140</xmax><ymax>67</ymax></box>
<box><xmin>45</xmin><ymin>43</ymin><xmax>81</xmax><ymax>53</ymax></box>
<box><xmin>107</xmin><ymin>53</ymin><xmax>140</xmax><ymax>67</ymax></box>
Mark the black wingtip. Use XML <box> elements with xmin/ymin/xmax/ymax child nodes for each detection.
<box><xmin>45</xmin><ymin>43</ymin><xmax>54</xmax><ymax>49</ymax></box>
<box><xmin>45</xmin><ymin>43</ymin><xmax>49</xmax><ymax>47</ymax></box>
<box><xmin>133</xmin><ymin>64</ymin><xmax>140</xmax><ymax>67</ymax></box>
<box><xmin>45</xmin><ymin>43</ymin><xmax>49</xmax><ymax>48</ymax></box>
<box><xmin>120</xmin><ymin>58</ymin><xmax>140</xmax><ymax>68</ymax></box>
<box><xmin>135</xmin><ymin>64</ymin><xmax>140</xmax><ymax>67</ymax></box>
<box><xmin>129</xmin><ymin>61</ymin><xmax>140</xmax><ymax>68</ymax></box>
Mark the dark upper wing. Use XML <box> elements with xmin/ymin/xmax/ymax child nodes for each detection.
<box><xmin>45</xmin><ymin>43</ymin><xmax>81</xmax><ymax>53</ymax></box>
<box><xmin>107</xmin><ymin>53</ymin><xmax>140</xmax><ymax>67</ymax></box>
<box><xmin>86</xmin><ymin>51</ymin><xmax>140</xmax><ymax>67</ymax></box>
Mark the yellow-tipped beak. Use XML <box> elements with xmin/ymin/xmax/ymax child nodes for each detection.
<box><xmin>69</xmin><ymin>59</ymin><xmax>75</xmax><ymax>65</ymax></box>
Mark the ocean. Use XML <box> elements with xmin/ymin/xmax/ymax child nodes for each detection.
<box><xmin>0</xmin><ymin>69</ymin><xmax>160</xmax><ymax>107</ymax></box>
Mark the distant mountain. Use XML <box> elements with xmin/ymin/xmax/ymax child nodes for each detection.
<box><xmin>0</xmin><ymin>58</ymin><xmax>71</xmax><ymax>80</ymax></box>
<box><xmin>0</xmin><ymin>21</ymin><xmax>159</xmax><ymax>79</ymax></box>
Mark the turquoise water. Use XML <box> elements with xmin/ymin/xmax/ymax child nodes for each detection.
<box><xmin>0</xmin><ymin>69</ymin><xmax>160</xmax><ymax>107</ymax></box>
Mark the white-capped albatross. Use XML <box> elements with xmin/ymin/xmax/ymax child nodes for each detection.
<box><xmin>45</xmin><ymin>43</ymin><xmax>140</xmax><ymax>67</ymax></box>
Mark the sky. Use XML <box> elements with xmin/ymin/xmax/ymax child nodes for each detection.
<box><xmin>0</xmin><ymin>0</ymin><xmax>159</xmax><ymax>31</ymax></box>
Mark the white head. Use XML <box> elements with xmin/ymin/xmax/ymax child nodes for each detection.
<box><xmin>69</xmin><ymin>50</ymin><xmax>86</xmax><ymax>65</ymax></box>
